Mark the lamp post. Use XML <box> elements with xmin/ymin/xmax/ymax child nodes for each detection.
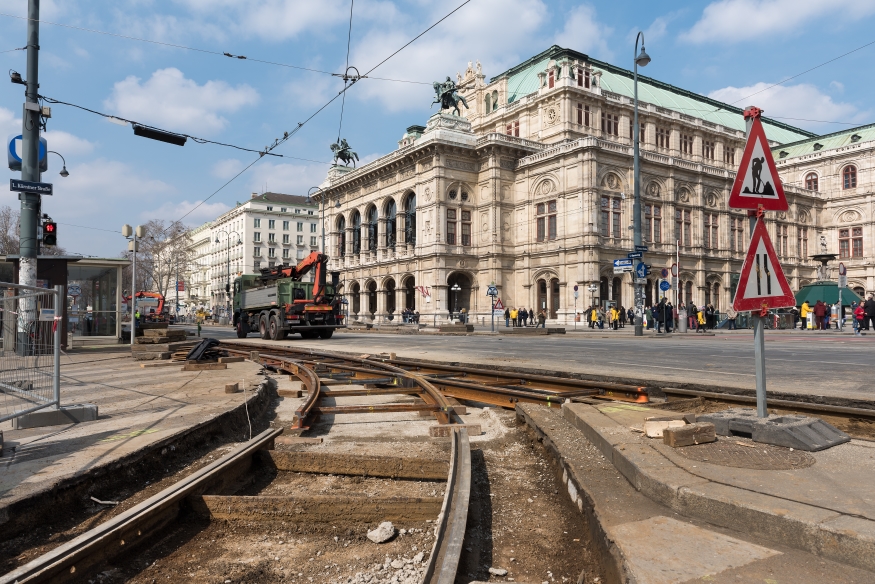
<box><xmin>122</xmin><ymin>224</ymin><xmax>146</xmax><ymax>346</ymax></box>
<box><xmin>632</xmin><ymin>31</ymin><xmax>651</xmax><ymax>337</ymax></box>
<box><xmin>214</xmin><ymin>230</ymin><xmax>242</xmax><ymax>325</ymax></box>
<box><xmin>451</xmin><ymin>283</ymin><xmax>461</xmax><ymax>321</ymax></box>
<box><xmin>47</xmin><ymin>151</ymin><xmax>69</xmax><ymax>177</ymax></box>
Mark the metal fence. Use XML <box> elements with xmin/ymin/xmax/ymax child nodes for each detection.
<box><xmin>0</xmin><ymin>282</ymin><xmax>62</xmax><ymax>424</ymax></box>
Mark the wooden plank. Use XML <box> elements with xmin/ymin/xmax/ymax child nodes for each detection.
<box><xmin>218</xmin><ymin>356</ymin><xmax>245</xmax><ymax>363</ymax></box>
<box><xmin>663</xmin><ymin>422</ymin><xmax>717</xmax><ymax>447</ymax></box>
<box><xmin>265</xmin><ymin>450</ymin><xmax>448</xmax><ymax>480</ymax></box>
<box><xmin>275</xmin><ymin>436</ymin><xmax>322</xmax><ymax>445</ymax></box>
<box><xmin>182</xmin><ymin>362</ymin><xmax>227</xmax><ymax>371</ymax></box>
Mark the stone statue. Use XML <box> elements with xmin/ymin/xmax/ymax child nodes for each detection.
<box><xmin>476</xmin><ymin>60</ymin><xmax>482</xmax><ymax>75</ymax></box>
<box><xmin>432</xmin><ymin>76</ymin><xmax>470</xmax><ymax>116</ymax></box>
<box><xmin>330</xmin><ymin>138</ymin><xmax>359</xmax><ymax>167</ymax></box>
<box><xmin>820</xmin><ymin>234</ymin><xmax>827</xmax><ymax>254</ymax></box>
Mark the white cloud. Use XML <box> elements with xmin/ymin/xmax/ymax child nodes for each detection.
<box><xmin>708</xmin><ymin>82</ymin><xmax>869</xmax><ymax>130</ymax></box>
<box><xmin>554</xmin><ymin>5</ymin><xmax>613</xmax><ymax>60</ymax></box>
<box><xmin>104</xmin><ymin>68</ymin><xmax>260</xmax><ymax>135</ymax></box>
<box><xmin>682</xmin><ymin>0</ymin><xmax>875</xmax><ymax>44</ymax></box>
<box><xmin>42</xmin><ymin>130</ymin><xmax>95</xmax><ymax>158</ymax></box>
<box><xmin>350</xmin><ymin>0</ymin><xmax>549</xmax><ymax>111</ymax></box>
<box><xmin>0</xmin><ymin>107</ymin><xmax>20</xmax><ymax>138</ymax></box>
<box><xmin>145</xmin><ymin>200</ymin><xmax>232</xmax><ymax>224</ymax></box>
<box><xmin>830</xmin><ymin>81</ymin><xmax>845</xmax><ymax>93</ymax></box>
<box><xmin>212</xmin><ymin>158</ymin><xmax>245</xmax><ymax>180</ymax></box>
<box><xmin>246</xmin><ymin>161</ymin><xmax>332</xmax><ymax>196</ymax></box>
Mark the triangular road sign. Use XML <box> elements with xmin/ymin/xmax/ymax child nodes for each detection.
<box><xmin>733</xmin><ymin>217</ymin><xmax>796</xmax><ymax>311</ymax></box>
<box><xmin>493</xmin><ymin>298</ymin><xmax>504</xmax><ymax>310</ymax></box>
<box><xmin>728</xmin><ymin>117</ymin><xmax>788</xmax><ymax>211</ymax></box>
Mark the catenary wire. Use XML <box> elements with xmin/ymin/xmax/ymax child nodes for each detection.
<box><xmin>0</xmin><ymin>11</ymin><xmax>430</xmax><ymax>85</ymax></box>
<box><xmin>336</xmin><ymin>0</ymin><xmax>355</xmax><ymax>144</ymax></box>
<box><xmin>0</xmin><ymin>46</ymin><xmax>25</xmax><ymax>54</ymax></box>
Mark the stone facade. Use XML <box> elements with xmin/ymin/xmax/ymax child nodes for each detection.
<box><xmin>317</xmin><ymin>46</ymin><xmax>869</xmax><ymax>324</ymax></box>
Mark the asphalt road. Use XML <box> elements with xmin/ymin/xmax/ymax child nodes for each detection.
<box><xmin>177</xmin><ymin>325</ymin><xmax>874</xmax><ymax>401</ymax></box>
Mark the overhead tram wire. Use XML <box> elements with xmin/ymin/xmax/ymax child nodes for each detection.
<box><xmin>173</xmin><ymin>0</ymin><xmax>474</xmax><ymax>225</ymax></box>
<box><xmin>336</xmin><ymin>0</ymin><xmax>355</xmax><ymax>144</ymax></box>
<box><xmin>0</xmin><ymin>11</ymin><xmax>430</xmax><ymax>85</ymax></box>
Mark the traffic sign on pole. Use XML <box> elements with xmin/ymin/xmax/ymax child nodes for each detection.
<box><xmin>732</xmin><ymin>216</ymin><xmax>795</xmax><ymax>311</ymax></box>
<box><xmin>613</xmin><ymin>258</ymin><xmax>633</xmax><ymax>267</ymax></box>
<box><xmin>659</xmin><ymin>280</ymin><xmax>671</xmax><ymax>292</ymax></box>
<box><xmin>493</xmin><ymin>298</ymin><xmax>504</xmax><ymax>310</ymax></box>
<box><xmin>660</xmin><ymin>268</ymin><xmax>669</xmax><ymax>278</ymax></box>
<box><xmin>670</xmin><ymin>263</ymin><xmax>678</xmax><ymax>277</ymax></box>
<box><xmin>728</xmin><ymin>116</ymin><xmax>788</xmax><ymax>211</ymax></box>
<box><xmin>635</xmin><ymin>245</ymin><xmax>648</xmax><ymax>252</ymax></box>
<box><xmin>635</xmin><ymin>262</ymin><xmax>647</xmax><ymax>279</ymax></box>
<box><xmin>627</xmin><ymin>251</ymin><xmax>643</xmax><ymax>259</ymax></box>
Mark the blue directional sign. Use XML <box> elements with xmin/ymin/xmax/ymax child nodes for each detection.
<box><xmin>627</xmin><ymin>251</ymin><xmax>643</xmax><ymax>259</ymax></box>
<box><xmin>659</xmin><ymin>280</ymin><xmax>671</xmax><ymax>291</ymax></box>
<box><xmin>636</xmin><ymin>262</ymin><xmax>647</xmax><ymax>278</ymax></box>
<box><xmin>613</xmin><ymin>258</ymin><xmax>633</xmax><ymax>267</ymax></box>
<box><xmin>486</xmin><ymin>285</ymin><xmax>498</xmax><ymax>297</ymax></box>
<box><xmin>635</xmin><ymin>245</ymin><xmax>648</xmax><ymax>252</ymax></box>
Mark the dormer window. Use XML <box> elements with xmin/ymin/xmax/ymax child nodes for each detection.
<box><xmin>779</xmin><ymin>151</ymin><xmax>788</xmax><ymax>158</ymax></box>
<box><xmin>850</xmin><ymin>134</ymin><xmax>862</xmax><ymax>143</ymax></box>
<box><xmin>548</xmin><ymin>69</ymin><xmax>555</xmax><ymax>89</ymax></box>
<box><xmin>813</xmin><ymin>143</ymin><xmax>823</xmax><ymax>151</ymax></box>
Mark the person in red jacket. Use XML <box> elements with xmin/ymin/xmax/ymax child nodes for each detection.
<box><xmin>853</xmin><ymin>302</ymin><xmax>865</xmax><ymax>335</ymax></box>
<box><xmin>813</xmin><ymin>300</ymin><xmax>827</xmax><ymax>330</ymax></box>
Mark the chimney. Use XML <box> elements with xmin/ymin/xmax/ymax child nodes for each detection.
<box><xmin>251</xmin><ymin>192</ymin><xmax>258</xmax><ymax>199</ymax></box>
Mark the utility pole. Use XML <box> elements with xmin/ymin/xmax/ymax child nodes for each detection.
<box><xmin>18</xmin><ymin>0</ymin><xmax>41</xmax><ymax>340</ymax></box>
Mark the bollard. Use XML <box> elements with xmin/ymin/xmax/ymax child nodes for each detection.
<box><xmin>678</xmin><ymin>308</ymin><xmax>688</xmax><ymax>333</ymax></box>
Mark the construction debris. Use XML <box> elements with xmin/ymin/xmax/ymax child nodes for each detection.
<box><xmin>663</xmin><ymin>422</ymin><xmax>717</xmax><ymax>447</ymax></box>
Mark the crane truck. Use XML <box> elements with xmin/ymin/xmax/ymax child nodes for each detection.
<box><xmin>232</xmin><ymin>251</ymin><xmax>345</xmax><ymax>340</ymax></box>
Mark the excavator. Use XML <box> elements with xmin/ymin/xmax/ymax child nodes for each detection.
<box><xmin>125</xmin><ymin>291</ymin><xmax>167</xmax><ymax>322</ymax></box>
<box><xmin>232</xmin><ymin>251</ymin><xmax>344</xmax><ymax>340</ymax></box>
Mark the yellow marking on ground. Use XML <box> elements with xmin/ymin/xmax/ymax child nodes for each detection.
<box><xmin>100</xmin><ymin>429</ymin><xmax>159</xmax><ymax>442</ymax></box>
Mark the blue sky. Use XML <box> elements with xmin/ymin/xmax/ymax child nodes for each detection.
<box><xmin>2</xmin><ymin>0</ymin><xmax>874</xmax><ymax>256</ymax></box>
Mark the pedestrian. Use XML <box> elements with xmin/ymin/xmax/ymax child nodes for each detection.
<box><xmin>864</xmin><ymin>295</ymin><xmax>875</xmax><ymax>331</ymax></box>
<box><xmin>666</xmin><ymin>301</ymin><xmax>674</xmax><ymax>333</ymax></box>
<box><xmin>645</xmin><ymin>305</ymin><xmax>653</xmax><ymax>330</ymax></box>
<box><xmin>854</xmin><ymin>302</ymin><xmax>864</xmax><ymax>335</ymax></box>
<box><xmin>800</xmin><ymin>300</ymin><xmax>811</xmax><ymax>330</ymax></box>
<box><xmin>813</xmin><ymin>299</ymin><xmax>827</xmax><ymax>330</ymax></box>
<box><xmin>590</xmin><ymin>305</ymin><xmax>598</xmax><ymax>329</ymax></box>
<box><xmin>672</xmin><ymin>303</ymin><xmax>679</xmax><ymax>330</ymax></box>
<box><xmin>696</xmin><ymin>308</ymin><xmax>706</xmax><ymax>332</ymax></box>
<box><xmin>655</xmin><ymin>299</ymin><xmax>665</xmax><ymax>333</ymax></box>
<box><xmin>686</xmin><ymin>300</ymin><xmax>696</xmax><ymax>330</ymax></box>
<box><xmin>705</xmin><ymin>304</ymin><xmax>715</xmax><ymax>329</ymax></box>
<box><xmin>504</xmin><ymin>307</ymin><xmax>510</xmax><ymax>327</ymax></box>
<box><xmin>627</xmin><ymin>306</ymin><xmax>635</xmax><ymax>327</ymax></box>
<box><xmin>511</xmin><ymin>307</ymin><xmax>519</xmax><ymax>327</ymax></box>
<box><xmin>610</xmin><ymin>305</ymin><xmax>619</xmax><ymax>330</ymax></box>
<box><xmin>789</xmin><ymin>306</ymin><xmax>799</xmax><ymax>329</ymax></box>
<box><xmin>520</xmin><ymin>307</ymin><xmax>528</xmax><ymax>327</ymax></box>
<box><xmin>726</xmin><ymin>307</ymin><xmax>738</xmax><ymax>330</ymax></box>
<box><xmin>597</xmin><ymin>306</ymin><xmax>605</xmax><ymax>329</ymax></box>
<box><xmin>618</xmin><ymin>305</ymin><xmax>626</xmax><ymax>328</ymax></box>
<box><xmin>537</xmin><ymin>309</ymin><xmax>546</xmax><ymax>328</ymax></box>
<box><xmin>197</xmin><ymin>319</ymin><xmax>202</xmax><ymax>338</ymax></box>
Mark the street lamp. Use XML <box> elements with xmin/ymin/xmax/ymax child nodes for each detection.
<box><xmin>122</xmin><ymin>224</ymin><xmax>146</xmax><ymax>346</ymax></box>
<box><xmin>47</xmin><ymin>151</ymin><xmax>69</xmax><ymax>177</ymax></box>
<box><xmin>632</xmin><ymin>31</ymin><xmax>651</xmax><ymax>337</ymax></box>
<box><xmin>451</xmin><ymin>283</ymin><xmax>461</xmax><ymax>320</ymax></box>
<box><xmin>215</xmin><ymin>229</ymin><xmax>242</xmax><ymax>325</ymax></box>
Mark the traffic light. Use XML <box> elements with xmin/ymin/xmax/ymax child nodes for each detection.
<box><xmin>42</xmin><ymin>221</ymin><xmax>57</xmax><ymax>246</ymax></box>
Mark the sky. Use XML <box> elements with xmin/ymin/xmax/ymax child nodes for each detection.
<box><xmin>1</xmin><ymin>0</ymin><xmax>874</xmax><ymax>257</ymax></box>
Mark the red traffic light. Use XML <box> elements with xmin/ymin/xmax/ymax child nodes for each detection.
<box><xmin>44</xmin><ymin>222</ymin><xmax>56</xmax><ymax>232</ymax></box>
<box><xmin>43</xmin><ymin>221</ymin><xmax>57</xmax><ymax>246</ymax></box>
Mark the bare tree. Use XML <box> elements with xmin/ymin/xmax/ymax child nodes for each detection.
<box><xmin>133</xmin><ymin>219</ymin><xmax>196</xmax><ymax>300</ymax></box>
<box><xmin>0</xmin><ymin>205</ymin><xmax>67</xmax><ymax>256</ymax></box>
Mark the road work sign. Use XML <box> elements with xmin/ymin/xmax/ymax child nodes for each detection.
<box><xmin>732</xmin><ymin>216</ymin><xmax>795</xmax><ymax>311</ymax></box>
<box><xmin>728</xmin><ymin>115</ymin><xmax>788</xmax><ymax>211</ymax></box>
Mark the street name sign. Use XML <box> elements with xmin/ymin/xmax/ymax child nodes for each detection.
<box><xmin>635</xmin><ymin>245</ymin><xmax>648</xmax><ymax>252</ymax></box>
<box><xmin>728</xmin><ymin>116</ymin><xmax>788</xmax><ymax>211</ymax></box>
<box><xmin>614</xmin><ymin>266</ymin><xmax>633</xmax><ymax>274</ymax></box>
<box><xmin>732</xmin><ymin>217</ymin><xmax>795</xmax><ymax>311</ymax></box>
<box><xmin>627</xmin><ymin>251</ymin><xmax>643</xmax><ymax>259</ymax></box>
<box><xmin>10</xmin><ymin>179</ymin><xmax>52</xmax><ymax>195</ymax></box>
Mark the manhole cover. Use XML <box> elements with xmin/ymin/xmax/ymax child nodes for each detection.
<box><xmin>675</xmin><ymin>439</ymin><xmax>816</xmax><ymax>470</ymax></box>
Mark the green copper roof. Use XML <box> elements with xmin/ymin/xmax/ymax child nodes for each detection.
<box><xmin>493</xmin><ymin>46</ymin><xmax>815</xmax><ymax>145</ymax></box>
<box><xmin>795</xmin><ymin>282</ymin><xmax>862</xmax><ymax>307</ymax></box>
<box><xmin>772</xmin><ymin>122</ymin><xmax>875</xmax><ymax>160</ymax></box>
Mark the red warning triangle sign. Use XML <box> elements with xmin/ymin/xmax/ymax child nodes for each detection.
<box><xmin>728</xmin><ymin>117</ymin><xmax>788</xmax><ymax>211</ymax></box>
<box><xmin>493</xmin><ymin>298</ymin><xmax>504</xmax><ymax>310</ymax></box>
<box><xmin>732</xmin><ymin>217</ymin><xmax>796</xmax><ymax>311</ymax></box>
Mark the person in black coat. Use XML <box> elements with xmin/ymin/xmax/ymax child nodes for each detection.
<box><xmin>655</xmin><ymin>298</ymin><xmax>666</xmax><ymax>333</ymax></box>
<box><xmin>520</xmin><ymin>307</ymin><xmax>529</xmax><ymax>327</ymax></box>
<box><xmin>863</xmin><ymin>295</ymin><xmax>875</xmax><ymax>330</ymax></box>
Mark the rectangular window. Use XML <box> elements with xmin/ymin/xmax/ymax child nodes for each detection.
<box><xmin>268</xmin><ymin>233</ymin><xmax>275</xmax><ymax>243</ymax></box>
<box><xmin>629</xmin><ymin>121</ymin><xmax>645</xmax><ymax>142</ymax></box>
<box><xmin>506</xmin><ymin>123</ymin><xmax>513</xmax><ymax>135</ymax></box>
<box><xmin>601</xmin><ymin>111</ymin><xmax>619</xmax><ymax>136</ymax></box>
<box><xmin>656</xmin><ymin>127</ymin><xmax>669</xmax><ymax>149</ymax></box>
<box><xmin>842</xmin><ymin>227</ymin><xmax>863</xmax><ymax>258</ymax></box>
<box><xmin>681</xmin><ymin>134</ymin><xmax>693</xmax><ymax>155</ymax></box>
<box><xmin>536</xmin><ymin>200</ymin><xmax>558</xmax><ymax>242</ymax></box>
<box><xmin>268</xmin><ymin>247</ymin><xmax>275</xmax><ymax>258</ymax></box>
<box><xmin>797</xmin><ymin>227</ymin><xmax>808</xmax><ymax>257</ymax></box>
<box><xmin>283</xmin><ymin>234</ymin><xmax>290</xmax><ymax>244</ymax></box>
<box><xmin>268</xmin><ymin>219</ymin><xmax>275</xmax><ymax>229</ymax></box>
<box><xmin>282</xmin><ymin>248</ymin><xmax>289</xmax><ymax>258</ymax></box>
<box><xmin>310</xmin><ymin>223</ymin><xmax>317</xmax><ymax>233</ymax></box>
<box><xmin>577</xmin><ymin>104</ymin><xmax>591</xmax><ymax>126</ymax></box>
<box><xmin>461</xmin><ymin>210</ymin><xmax>471</xmax><ymax>246</ymax></box>
<box><xmin>283</xmin><ymin>220</ymin><xmax>289</xmax><ymax>230</ymax></box>
<box><xmin>645</xmin><ymin>205</ymin><xmax>662</xmax><ymax>243</ymax></box>
<box><xmin>281</xmin><ymin>207</ymin><xmax>286</xmax><ymax>213</ymax></box>
<box><xmin>310</xmin><ymin>236</ymin><xmax>317</xmax><ymax>246</ymax></box>
<box><xmin>548</xmin><ymin>70</ymin><xmax>555</xmax><ymax>88</ymax></box>
<box><xmin>254</xmin><ymin>261</ymin><xmax>261</xmax><ymax>269</ymax></box>
<box><xmin>254</xmin><ymin>232</ymin><xmax>261</xmax><ymax>242</ymax></box>
<box><xmin>577</xmin><ymin>67</ymin><xmax>590</xmax><ymax>88</ymax></box>
<box><xmin>297</xmin><ymin>222</ymin><xmax>303</xmax><ymax>232</ymax></box>
<box><xmin>703</xmin><ymin>140</ymin><xmax>715</xmax><ymax>161</ymax></box>
<box><xmin>704</xmin><ymin>213</ymin><xmax>718</xmax><ymax>249</ymax></box>
<box><xmin>600</xmin><ymin>196</ymin><xmax>621</xmax><ymax>238</ymax></box>
<box><xmin>446</xmin><ymin>209</ymin><xmax>457</xmax><ymax>245</ymax></box>
<box><xmin>731</xmin><ymin>217</ymin><xmax>743</xmax><ymax>252</ymax></box>
<box><xmin>676</xmin><ymin>209</ymin><xmax>691</xmax><ymax>247</ymax></box>
<box><xmin>254</xmin><ymin>247</ymin><xmax>261</xmax><ymax>257</ymax></box>
<box><xmin>853</xmin><ymin>227</ymin><xmax>863</xmax><ymax>257</ymax></box>
<box><xmin>267</xmin><ymin>206</ymin><xmax>273</xmax><ymax>211</ymax></box>
<box><xmin>297</xmin><ymin>235</ymin><xmax>303</xmax><ymax>245</ymax></box>
<box><xmin>254</xmin><ymin>218</ymin><xmax>261</xmax><ymax>228</ymax></box>
<box><xmin>723</xmin><ymin>146</ymin><xmax>735</xmax><ymax>165</ymax></box>
<box><xmin>514</xmin><ymin>121</ymin><xmax>519</xmax><ymax>136</ymax></box>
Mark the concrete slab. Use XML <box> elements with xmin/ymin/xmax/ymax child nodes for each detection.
<box><xmin>11</xmin><ymin>403</ymin><xmax>98</xmax><ymax>429</ymax></box>
<box><xmin>611</xmin><ymin>515</ymin><xmax>780</xmax><ymax>584</ymax></box>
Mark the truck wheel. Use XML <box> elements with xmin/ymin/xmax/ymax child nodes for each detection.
<box><xmin>318</xmin><ymin>329</ymin><xmax>334</xmax><ymax>339</ymax></box>
<box><xmin>259</xmin><ymin>314</ymin><xmax>270</xmax><ymax>340</ymax></box>
<box><xmin>269</xmin><ymin>314</ymin><xmax>282</xmax><ymax>341</ymax></box>
<box><xmin>236</xmin><ymin>318</ymin><xmax>249</xmax><ymax>338</ymax></box>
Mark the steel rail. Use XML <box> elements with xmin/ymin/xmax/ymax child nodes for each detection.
<box><xmin>0</xmin><ymin>427</ymin><xmax>283</xmax><ymax>584</ymax></box>
<box><xmin>662</xmin><ymin>387</ymin><xmax>875</xmax><ymax>420</ymax></box>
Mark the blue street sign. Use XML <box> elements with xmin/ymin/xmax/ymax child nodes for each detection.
<box><xmin>7</xmin><ymin>134</ymin><xmax>48</xmax><ymax>172</ymax></box>
<box><xmin>635</xmin><ymin>245</ymin><xmax>648</xmax><ymax>252</ymax></box>
<box><xmin>627</xmin><ymin>251</ymin><xmax>643</xmax><ymax>259</ymax></box>
<box><xmin>486</xmin><ymin>285</ymin><xmax>498</xmax><ymax>297</ymax></box>
<box><xmin>659</xmin><ymin>280</ymin><xmax>671</xmax><ymax>291</ymax></box>
<box><xmin>613</xmin><ymin>258</ymin><xmax>633</xmax><ymax>267</ymax></box>
<box><xmin>635</xmin><ymin>262</ymin><xmax>647</xmax><ymax>278</ymax></box>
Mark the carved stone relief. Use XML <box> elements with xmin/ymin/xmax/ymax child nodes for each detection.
<box><xmin>602</xmin><ymin>173</ymin><xmax>621</xmax><ymax>190</ymax></box>
<box><xmin>840</xmin><ymin>210</ymin><xmax>861</xmax><ymax>223</ymax></box>
<box><xmin>647</xmin><ymin>182</ymin><xmax>661</xmax><ymax>197</ymax></box>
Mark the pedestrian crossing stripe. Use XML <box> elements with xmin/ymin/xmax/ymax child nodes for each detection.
<box><xmin>732</xmin><ymin>217</ymin><xmax>795</xmax><ymax>311</ymax></box>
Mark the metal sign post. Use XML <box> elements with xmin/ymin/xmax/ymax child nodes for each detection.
<box><xmin>838</xmin><ymin>263</ymin><xmax>847</xmax><ymax>330</ymax></box>
<box><xmin>486</xmin><ymin>284</ymin><xmax>498</xmax><ymax>333</ymax></box>
<box><xmin>573</xmin><ymin>285</ymin><xmax>579</xmax><ymax>330</ymax></box>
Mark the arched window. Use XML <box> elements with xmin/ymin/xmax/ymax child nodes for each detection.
<box><xmin>351</xmin><ymin>210</ymin><xmax>362</xmax><ymax>254</ymax></box>
<box><xmin>712</xmin><ymin>282</ymin><xmax>720</xmax><ymax>309</ymax></box>
<box><xmin>385</xmin><ymin>199</ymin><xmax>397</xmax><ymax>250</ymax></box>
<box><xmin>491</xmin><ymin>90</ymin><xmax>498</xmax><ymax>112</ymax></box>
<box><xmin>404</xmin><ymin>192</ymin><xmax>417</xmax><ymax>246</ymax></box>
<box><xmin>843</xmin><ymin>165</ymin><xmax>857</xmax><ymax>189</ymax></box>
<box><xmin>685</xmin><ymin>281</ymin><xmax>693</xmax><ymax>306</ymax></box>
<box><xmin>805</xmin><ymin>172</ymin><xmax>818</xmax><ymax>191</ymax></box>
<box><xmin>336</xmin><ymin>215</ymin><xmax>346</xmax><ymax>257</ymax></box>
<box><xmin>484</xmin><ymin>93</ymin><xmax>492</xmax><ymax>114</ymax></box>
<box><xmin>367</xmin><ymin>206</ymin><xmax>378</xmax><ymax>251</ymax></box>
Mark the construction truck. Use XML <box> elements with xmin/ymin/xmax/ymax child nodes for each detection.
<box><xmin>232</xmin><ymin>251</ymin><xmax>345</xmax><ymax>340</ymax></box>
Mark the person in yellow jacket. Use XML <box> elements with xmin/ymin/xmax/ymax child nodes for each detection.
<box><xmin>510</xmin><ymin>307</ymin><xmax>519</xmax><ymax>327</ymax></box>
<box><xmin>696</xmin><ymin>309</ymin><xmax>706</xmax><ymax>333</ymax></box>
<box><xmin>610</xmin><ymin>306</ymin><xmax>619</xmax><ymax>330</ymax></box>
<box><xmin>800</xmin><ymin>301</ymin><xmax>810</xmax><ymax>330</ymax></box>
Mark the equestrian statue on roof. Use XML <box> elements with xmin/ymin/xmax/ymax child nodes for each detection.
<box><xmin>330</xmin><ymin>137</ymin><xmax>359</xmax><ymax>167</ymax></box>
<box><xmin>432</xmin><ymin>76</ymin><xmax>469</xmax><ymax>116</ymax></box>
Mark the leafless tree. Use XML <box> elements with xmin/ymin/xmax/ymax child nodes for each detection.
<box><xmin>0</xmin><ymin>205</ymin><xmax>68</xmax><ymax>256</ymax></box>
<box><xmin>120</xmin><ymin>219</ymin><xmax>195</xmax><ymax>301</ymax></box>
